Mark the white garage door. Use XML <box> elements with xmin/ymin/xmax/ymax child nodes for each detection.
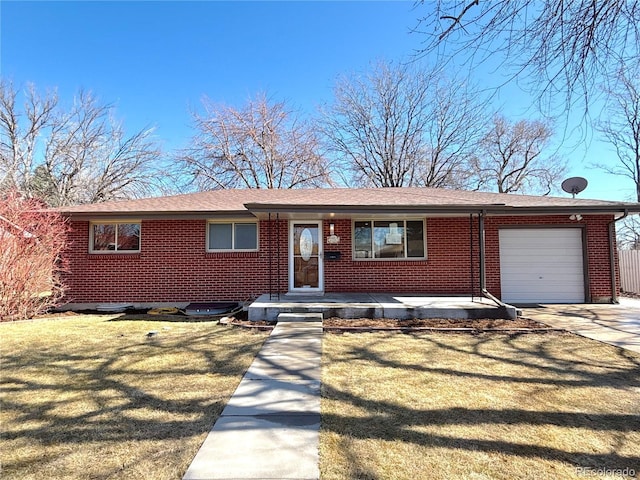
<box><xmin>499</xmin><ymin>228</ymin><xmax>585</xmax><ymax>303</ymax></box>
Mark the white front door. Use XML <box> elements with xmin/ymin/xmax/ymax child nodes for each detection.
<box><xmin>289</xmin><ymin>221</ymin><xmax>323</xmax><ymax>293</ymax></box>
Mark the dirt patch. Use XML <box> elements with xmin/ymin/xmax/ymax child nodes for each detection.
<box><xmin>622</xmin><ymin>292</ymin><xmax>640</xmax><ymax>299</ymax></box>
<box><xmin>36</xmin><ymin>310</ymin><xmax>82</xmax><ymax>318</ymax></box>
<box><xmin>228</xmin><ymin>317</ymin><xmax>276</xmax><ymax>329</ymax></box>
<box><xmin>323</xmin><ymin>317</ymin><xmax>554</xmax><ymax>332</ymax></box>
<box><xmin>229</xmin><ymin>316</ymin><xmax>555</xmax><ymax>333</ymax></box>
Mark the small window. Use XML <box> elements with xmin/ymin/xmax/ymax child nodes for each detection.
<box><xmin>208</xmin><ymin>222</ymin><xmax>258</xmax><ymax>251</ymax></box>
<box><xmin>90</xmin><ymin>222</ymin><xmax>140</xmax><ymax>253</ymax></box>
<box><xmin>353</xmin><ymin>219</ymin><xmax>425</xmax><ymax>260</ymax></box>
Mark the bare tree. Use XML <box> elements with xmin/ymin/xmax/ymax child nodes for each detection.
<box><xmin>414</xmin><ymin>1</ymin><xmax>640</xmax><ymax>113</ymax></box>
<box><xmin>595</xmin><ymin>66</ymin><xmax>640</xmax><ymax>202</ymax></box>
<box><xmin>0</xmin><ymin>80</ymin><xmax>57</xmax><ymax>192</ymax></box>
<box><xmin>321</xmin><ymin>60</ymin><xmax>485</xmax><ymax>188</ymax></box>
<box><xmin>0</xmin><ymin>80</ymin><xmax>164</xmax><ymax>206</ymax></box>
<box><xmin>180</xmin><ymin>92</ymin><xmax>331</xmax><ymax>189</ymax></box>
<box><xmin>417</xmin><ymin>74</ymin><xmax>486</xmax><ymax>188</ymax></box>
<box><xmin>472</xmin><ymin>114</ymin><xmax>565</xmax><ymax>194</ymax></box>
<box><xmin>617</xmin><ymin>216</ymin><xmax>640</xmax><ymax>250</ymax></box>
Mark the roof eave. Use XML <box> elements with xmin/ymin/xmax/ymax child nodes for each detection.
<box><xmin>61</xmin><ymin>210</ymin><xmax>255</xmax><ymax>220</ymax></box>
<box><xmin>58</xmin><ymin>201</ymin><xmax>640</xmax><ymax>220</ymax></box>
<box><xmin>244</xmin><ymin>202</ymin><xmax>639</xmax><ymax>215</ymax></box>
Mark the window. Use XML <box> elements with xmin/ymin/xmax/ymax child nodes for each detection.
<box><xmin>208</xmin><ymin>221</ymin><xmax>258</xmax><ymax>251</ymax></box>
<box><xmin>90</xmin><ymin>222</ymin><xmax>140</xmax><ymax>253</ymax></box>
<box><xmin>354</xmin><ymin>219</ymin><xmax>425</xmax><ymax>259</ymax></box>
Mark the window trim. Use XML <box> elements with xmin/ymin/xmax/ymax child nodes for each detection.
<box><xmin>89</xmin><ymin>220</ymin><xmax>141</xmax><ymax>254</ymax></box>
<box><xmin>352</xmin><ymin>218</ymin><xmax>427</xmax><ymax>261</ymax></box>
<box><xmin>206</xmin><ymin>220</ymin><xmax>259</xmax><ymax>252</ymax></box>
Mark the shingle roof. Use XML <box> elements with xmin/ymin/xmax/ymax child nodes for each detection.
<box><xmin>57</xmin><ymin>187</ymin><xmax>640</xmax><ymax>216</ymax></box>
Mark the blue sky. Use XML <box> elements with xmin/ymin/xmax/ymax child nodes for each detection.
<box><xmin>0</xmin><ymin>0</ymin><xmax>631</xmax><ymax>201</ymax></box>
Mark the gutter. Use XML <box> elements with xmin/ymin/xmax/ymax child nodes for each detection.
<box><xmin>609</xmin><ymin>210</ymin><xmax>629</xmax><ymax>303</ymax></box>
<box><xmin>60</xmin><ymin>211</ymin><xmax>254</xmax><ymax>221</ymax></box>
<box><xmin>244</xmin><ymin>202</ymin><xmax>640</xmax><ymax>217</ymax></box>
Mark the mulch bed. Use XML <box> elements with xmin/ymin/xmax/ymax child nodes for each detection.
<box><xmin>225</xmin><ymin>316</ymin><xmax>559</xmax><ymax>333</ymax></box>
<box><xmin>322</xmin><ymin>317</ymin><xmax>558</xmax><ymax>333</ymax></box>
<box><xmin>228</xmin><ymin>318</ymin><xmax>276</xmax><ymax>331</ymax></box>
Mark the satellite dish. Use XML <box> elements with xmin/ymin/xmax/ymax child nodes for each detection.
<box><xmin>561</xmin><ymin>177</ymin><xmax>588</xmax><ymax>198</ymax></box>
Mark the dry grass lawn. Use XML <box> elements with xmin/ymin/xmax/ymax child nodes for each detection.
<box><xmin>1</xmin><ymin>314</ymin><xmax>268</xmax><ymax>480</ymax></box>
<box><xmin>321</xmin><ymin>332</ymin><xmax>640</xmax><ymax>480</ymax></box>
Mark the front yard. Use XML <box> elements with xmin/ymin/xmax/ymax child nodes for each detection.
<box><xmin>321</xmin><ymin>332</ymin><xmax>640</xmax><ymax>479</ymax></box>
<box><xmin>0</xmin><ymin>315</ymin><xmax>268</xmax><ymax>480</ymax></box>
<box><xmin>2</xmin><ymin>315</ymin><xmax>639</xmax><ymax>479</ymax></box>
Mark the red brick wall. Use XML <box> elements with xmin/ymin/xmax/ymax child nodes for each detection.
<box><xmin>322</xmin><ymin>217</ymin><xmax>480</xmax><ymax>294</ymax></box>
<box><xmin>63</xmin><ymin>219</ymin><xmax>289</xmax><ymax>303</ymax></box>
<box><xmin>63</xmin><ymin>214</ymin><xmax>616</xmax><ymax>304</ymax></box>
<box><xmin>483</xmin><ymin>215</ymin><xmax>616</xmax><ymax>301</ymax></box>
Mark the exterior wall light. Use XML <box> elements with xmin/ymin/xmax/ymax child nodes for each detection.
<box><xmin>327</xmin><ymin>222</ymin><xmax>340</xmax><ymax>244</ymax></box>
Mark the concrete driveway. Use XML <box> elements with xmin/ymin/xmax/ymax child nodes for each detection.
<box><xmin>521</xmin><ymin>297</ymin><xmax>640</xmax><ymax>354</ymax></box>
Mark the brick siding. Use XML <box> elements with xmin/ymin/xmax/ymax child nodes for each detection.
<box><xmin>62</xmin><ymin>214</ymin><xmax>616</xmax><ymax>304</ymax></box>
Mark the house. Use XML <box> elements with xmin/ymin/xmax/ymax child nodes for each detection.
<box><xmin>57</xmin><ymin>187</ymin><xmax>640</xmax><ymax>309</ymax></box>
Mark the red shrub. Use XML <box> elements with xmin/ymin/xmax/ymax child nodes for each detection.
<box><xmin>0</xmin><ymin>191</ymin><xmax>68</xmax><ymax>321</ymax></box>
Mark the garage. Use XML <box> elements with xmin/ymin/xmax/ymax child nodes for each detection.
<box><xmin>499</xmin><ymin>228</ymin><xmax>585</xmax><ymax>303</ymax></box>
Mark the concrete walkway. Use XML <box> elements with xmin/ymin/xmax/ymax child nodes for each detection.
<box><xmin>183</xmin><ymin>313</ymin><xmax>322</xmax><ymax>480</ymax></box>
<box><xmin>521</xmin><ymin>297</ymin><xmax>640</xmax><ymax>354</ymax></box>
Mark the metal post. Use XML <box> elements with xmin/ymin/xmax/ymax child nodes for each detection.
<box><xmin>277</xmin><ymin>213</ymin><xmax>281</xmax><ymax>301</ymax></box>
<box><xmin>268</xmin><ymin>212</ymin><xmax>273</xmax><ymax>300</ymax></box>
<box><xmin>479</xmin><ymin>211</ymin><xmax>486</xmax><ymax>292</ymax></box>
<box><xmin>470</xmin><ymin>214</ymin><xmax>474</xmax><ymax>301</ymax></box>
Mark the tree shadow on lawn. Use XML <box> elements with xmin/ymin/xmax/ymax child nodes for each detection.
<box><xmin>1</xmin><ymin>325</ymin><xmax>267</xmax><ymax>477</ymax></box>
<box><xmin>321</xmin><ymin>332</ymin><xmax>640</xmax><ymax>474</ymax></box>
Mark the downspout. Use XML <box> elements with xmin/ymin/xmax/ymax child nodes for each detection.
<box><xmin>609</xmin><ymin>210</ymin><xmax>629</xmax><ymax>304</ymax></box>
<box><xmin>478</xmin><ymin>210</ymin><xmax>509</xmax><ymax>309</ymax></box>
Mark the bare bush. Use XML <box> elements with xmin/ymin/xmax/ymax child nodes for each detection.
<box><xmin>0</xmin><ymin>190</ymin><xmax>68</xmax><ymax>321</ymax></box>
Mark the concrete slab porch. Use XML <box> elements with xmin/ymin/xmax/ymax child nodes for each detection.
<box><xmin>248</xmin><ymin>293</ymin><xmax>518</xmax><ymax>321</ymax></box>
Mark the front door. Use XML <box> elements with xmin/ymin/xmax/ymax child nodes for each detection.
<box><xmin>289</xmin><ymin>221</ymin><xmax>323</xmax><ymax>293</ymax></box>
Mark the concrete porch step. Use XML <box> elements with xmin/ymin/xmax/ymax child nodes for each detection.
<box><xmin>248</xmin><ymin>293</ymin><xmax>517</xmax><ymax>321</ymax></box>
